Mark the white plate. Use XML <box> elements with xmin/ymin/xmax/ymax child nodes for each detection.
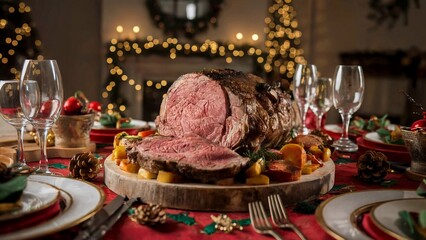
<box><xmin>364</xmin><ymin>132</ymin><xmax>386</xmax><ymax>144</ymax></box>
<box><xmin>0</xmin><ymin>175</ymin><xmax>104</xmax><ymax>240</ymax></box>
<box><xmin>324</xmin><ymin>124</ymin><xmax>342</xmax><ymax>133</ymax></box>
<box><xmin>315</xmin><ymin>190</ymin><xmax>421</xmax><ymax>240</ymax></box>
<box><xmin>92</xmin><ymin>119</ymin><xmax>155</xmax><ymax>129</ymax></box>
<box><xmin>0</xmin><ymin>181</ymin><xmax>60</xmax><ymax>221</ymax></box>
<box><xmin>371</xmin><ymin>198</ymin><xmax>426</xmax><ymax>239</ymax></box>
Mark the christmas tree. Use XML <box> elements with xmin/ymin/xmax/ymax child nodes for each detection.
<box><xmin>0</xmin><ymin>0</ymin><xmax>42</xmax><ymax>79</ymax></box>
<box><xmin>264</xmin><ymin>0</ymin><xmax>306</xmax><ymax>86</ymax></box>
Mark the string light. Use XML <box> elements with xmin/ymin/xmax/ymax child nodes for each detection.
<box><xmin>265</xmin><ymin>0</ymin><xmax>306</xmax><ymax>78</ymax></box>
<box><xmin>105</xmin><ymin>0</ymin><xmax>305</xmax><ymax>114</ymax></box>
<box><xmin>0</xmin><ymin>1</ymin><xmax>42</xmax><ymax>79</ymax></box>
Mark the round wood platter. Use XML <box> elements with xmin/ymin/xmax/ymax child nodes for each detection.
<box><xmin>104</xmin><ymin>156</ymin><xmax>335</xmax><ymax>212</ymax></box>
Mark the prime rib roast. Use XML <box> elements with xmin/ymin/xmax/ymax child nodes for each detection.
<box><xmin>127</xmin><ymin>69</ymin><xmax>295</xmax><ymax>182</ymax></box>
<box><xmin>155</xmin><ymin>69</ymin><xmax>294</xmax><ymax>150</ymax></box>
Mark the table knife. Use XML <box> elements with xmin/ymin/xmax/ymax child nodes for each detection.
<box><xmin>74</xmin><ymin>195</ymin><xmax>126</xmax><ymax>240</ymax></box>
<box><xmin>88</xmin><ymin>197</ymin><xmax>138</xmax><ymax>240</ymax></box>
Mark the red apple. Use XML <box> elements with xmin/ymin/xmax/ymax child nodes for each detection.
<box><xmin>63</xmin><ymin>96</ymin><xmax>83</xmax><ymax>115</ymax></box>
<box><xmin>411</xmin><ymin>112</ymin><xmax>426</xmax><ymax>130</ymax></box>
<box><xmin>88</xmin><ymin>101</ymin><xmax>102</xmax><ymax>112</ymax></box>
<box><xmin>40</xmin><ymin>100</ymin><xmax>52</xmax><ymax>116</ymax></box>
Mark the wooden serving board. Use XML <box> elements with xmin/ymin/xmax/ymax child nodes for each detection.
<box><xmin>0</xmin><ymin>133</ymin><xmax>33</xmax><ymax>147</ymax></box>
<box><xmin>0</xmin><ymin>142</ymin><xmax>96</xmax><ymax>162</ymax></box>
<box><xmin>104</xmin><ymin>156</ymin><xmax>335</xmax><ymax>212</ymax></box>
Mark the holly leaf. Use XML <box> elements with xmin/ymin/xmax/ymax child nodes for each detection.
<box><xmin>48</xmin><ymin>163</ymin><xmax>68</xmax><ymax>169</ymax></box>
<box><xmin>166</xmin><ymin>212</ymin><xmax>196</xmax><ymax>225</ymax></box>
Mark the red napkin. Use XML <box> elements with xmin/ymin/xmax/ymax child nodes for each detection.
<box><xmin>0</xmin><ymin>197</ymin><xmax>61</xmax><ymax>234</ymax></box>
<box><xmin>362</xmin><ymin>213</ymin><xmax>397</xmax><ymax>240</ymax></box>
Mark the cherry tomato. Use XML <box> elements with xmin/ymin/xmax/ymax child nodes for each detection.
<box><xmin>88</xmin><ymin>101</ymin><xmax>102</xmax><ymax>112</ymax></box>
<box><xmin>63</xmin><ymin>96</ymin><xmax>83</xmax><ymax>115</ymax></box>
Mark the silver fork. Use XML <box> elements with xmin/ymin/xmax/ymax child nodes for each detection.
<box><xmin>268</xmin><ymin>194</ymin><xmax>307</xmax><ymax>240</ymax></box>
<box><xmin>248</xmin><ymin>201</ymin><xmax>283</xmax><ymax>240</ymax></box>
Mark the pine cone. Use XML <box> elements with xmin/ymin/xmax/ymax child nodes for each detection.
<box><xmin>357</xmin><ymin>150</ymin><xmax>389</xmax><ymax>182</ymax></box>
<box><xmin>69</xmin><ymin>152</ymin><xmax>101</xmax><ymax>181</ymax></box>
<box><xmin>130</xmin><ymin>204</ymin><xmax>166</xmax><ymax>225</ymax></box>
<box><xmin>0</xmin><ymin>162</ymin><xmax>13</xmax><ymax>183</ymax></box>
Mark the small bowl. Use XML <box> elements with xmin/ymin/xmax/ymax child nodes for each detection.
<box><xmin>401</xmin><ymin>127</ymin><xmax>426</xmax><ymax>174</ymax></box>
<box><xmin>52</xmin><ymin>113</ymin><xmax>95</xmax><ymax>148</ymax></box>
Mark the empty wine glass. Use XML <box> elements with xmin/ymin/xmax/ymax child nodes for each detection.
<box><xmin>310</xmin><ymin>77</ymin><xmax>333</xmax><ymax>130</ymax></box>
<box><xmin>20</xmin><ymin>60</ymin><xmax>63</xmax><ymax>175</ymax></box>
<box><xmin>332</xmin><ymin>65</ymin><xmax>365</xmax><ymax>152</ymax></box>
<box><xmin>293</xmin><ymin>63</ymin><xmax>318</xmax><ymax>135</ymax></box>
<box><xmin>0</xmin><ymin>80</ymin><xmax>30</xmax><ymax>171</ymax></box>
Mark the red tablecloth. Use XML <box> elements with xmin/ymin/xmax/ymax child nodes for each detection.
<box><xmin>27</xmin><ymin>146</ymin><xmax>418</xmax><ymax>240</ymax></box>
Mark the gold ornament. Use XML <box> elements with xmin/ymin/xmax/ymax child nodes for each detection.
<box><xmin>211</xmin><ymin>214</ymin><xmax>243</xmax><ymax>233</ymax></box>
<box><xmin>69</xmin><ymin>152</ymin><xmax>101</xmax><ymax>181</ymax></box>
<box><xmin>357</xmin><ymin>150</ymin><xmax>390</xmax><ymax>182</ymax></box>
<box><xmin>30</xmin><ymin>129</ymin><xmax>55</xmax><ymax>147</ymax></box>
<box><xmin>129</xmin><ymin>204</ymin><xmax>166</xmax><ymax>225</ymax></box>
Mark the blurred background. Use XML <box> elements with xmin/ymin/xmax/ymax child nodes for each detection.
<box><xmin>1</xmin><ymin>0</ymin><xmax>425</xmax><ymax>125</ymax></box>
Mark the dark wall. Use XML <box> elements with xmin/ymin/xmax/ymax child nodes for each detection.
<box><xmin>30</xmin><ymin>0</ymin><xmax>102</xmax><ymax>100</ymax></box>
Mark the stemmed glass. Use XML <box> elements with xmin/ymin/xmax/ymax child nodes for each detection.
<box><xmin>20</xmin><ymin>60</ymin><xmax>63</xmax><ymax>175</ymax></box>
<box><xmin>0</xmin><ymin>80</ymin><xmax>30</xmax><ymax>171</ymax></box>
<box><xmin>293</xmin><ymin>63</ymin><xmax>318</xmax><ymax>135</ymax></box>
<box><xmin>332</xmin><ymin>65</ymin><xmax>365</xmax><ymax>152</ymax></box>
<box><xmin>310</xmin><ymin>77</ymin><xmax>333</xmax><ymax>130</ymax></box>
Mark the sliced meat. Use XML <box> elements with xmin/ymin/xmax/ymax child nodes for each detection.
<box><xmin>128</xmin><ymin>134</ymin><xmax>250</xmax><ymax>183</ymax></box>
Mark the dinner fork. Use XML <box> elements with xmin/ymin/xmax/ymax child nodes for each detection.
<box><xmin>268</xmin><ymin>194</ymin><xmax>307</xmax><ymax>240</ymax></box>
<box><xmin>248</xmin><ymin>201</ymin><xmax>283</xmax><ymax>240</ymax></box>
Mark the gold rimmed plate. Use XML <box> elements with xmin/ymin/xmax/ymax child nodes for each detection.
<box><xmin>363</xmin><ymin>132</ymin><xmax>407</xmax><ymax>151</ymax></box>
<box><xmin>370</xmin><ymin>198</ymin><xmax>426</xmax><ymax>239</ymax></box>
<box><xmin>315</xmin><ymin>189</ymin><xmax>421</xmax><ymax>240</ymax></box>
<box><xmin>0</xmin><ymin>175</ymin><xmax>104</xmax><ymax>240</ymax></box>
<box><xmin>0</xmin><ymin>181</ymin><xmax>60</xmax><ymax>221</ymax></box>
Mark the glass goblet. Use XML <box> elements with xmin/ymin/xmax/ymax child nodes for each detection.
<box><xmin>293</xmin><ymin>63</ymin><xmax>318</xmax><ymax>135</ymax></box>
<box><xmin>332</xmin><ymin>65</ymin><xmax>365</xmax><ymax>152</ymax></box>
<box><xmin>20</xmin><ymin>60</ymin><xmax>63</xmax><ymax>175</ymax></box>
<box><xmin>310</xmin><ymin>77</ymin><xmax>333</xmax><ymax>130</ymax></box>
<box><xmin>0</xmin><ymin>80</ymin><xmax>30</xmax><ymax>171</ymax></box>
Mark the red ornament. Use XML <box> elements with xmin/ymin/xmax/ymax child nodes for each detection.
<box><xmin>63</xmin><ymin>96</ymin><xmax>83</xmax><ymax>115</ymax></box>
<box><xmin>88</xmin><ymin>101</ymin><xmax>102</xmax><ymax>112</ymax></box>
<box><xmin>411</xmin><ymin>112</ymin><xmax>426</xmax><ymax>130</ymax></box>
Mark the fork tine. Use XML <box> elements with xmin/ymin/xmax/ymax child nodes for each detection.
<box><xmin>256</xmin><ymin>201</ymin><xmax>272</xmax><ymax>228</ymax></box>
<box><xmin>248</xmin><ymin>202</ymin><xmax>257</xmax><ymax>228</ymax></box>
<box><xmin>274</xmin><ymin>194</ymin><xmax>288</xmax><ymax>221</ymax></box>
<box><xmin>268</xmin><ymin>195</ymin><xmax>279</xmax><ymax>224</ymax></box>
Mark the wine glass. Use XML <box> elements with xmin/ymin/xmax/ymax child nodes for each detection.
<box><xmin>20</xmin><ymin>60</ymin><xmax>63</xmax><ymax>175</ymax></box>
<box><xmin>0</xmin><ymin>80</ymin><xmax>31</xmax><ymax>171</ymax></box>
<box><xmin>332</xmin><ymin>65</ymin><xmax>365</xmax><ymax>152</ymax></box>
<box><xmin>310</xmin><ymin>77</ymin><xmax>333</xmax><ymax>130</ymax></box>
<box><xmin>293</xmin><ymin>63</ymin><xmax>318</xmax><ymax>135</ymax></box>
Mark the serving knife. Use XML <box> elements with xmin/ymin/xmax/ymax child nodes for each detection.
<box><xmin>74</xmin><ymin>195</ymin><xmax>127</xmax><ymax>240</ymax></box>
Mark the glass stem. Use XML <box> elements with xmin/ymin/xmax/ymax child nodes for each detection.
<box><xmin>316</xmin><ymin>113</ymin><xmax>324</xmax><ymax>130</ymax></box>
<box><xmin>340</xmin><ymin>113</ymin><xmax>351</xmax><ymax>140</ymax></box>
<box><xmin>16</xmin><ymin>125</ymin><xmax>26</xmax><ymax>166</ymax></box>
<box><xmin>300</xmin><ymin>104</ymin><xmax>308</xmax><ymax>131</ymax></box>
<box><xmin>37</xmin><ymin>128</ymin><xmax>50</xmax><ymax>173</ymax></box>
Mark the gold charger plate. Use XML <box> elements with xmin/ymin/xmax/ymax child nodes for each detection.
<box><xmin>315</xmin><ymin>189</ymin><xmax>421</xmax><ymax>240</ymax></box>
<box><xmin>0</xmin><ymin>175</ymin><xmax>104</xmax><ymax>240</ymax></box>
